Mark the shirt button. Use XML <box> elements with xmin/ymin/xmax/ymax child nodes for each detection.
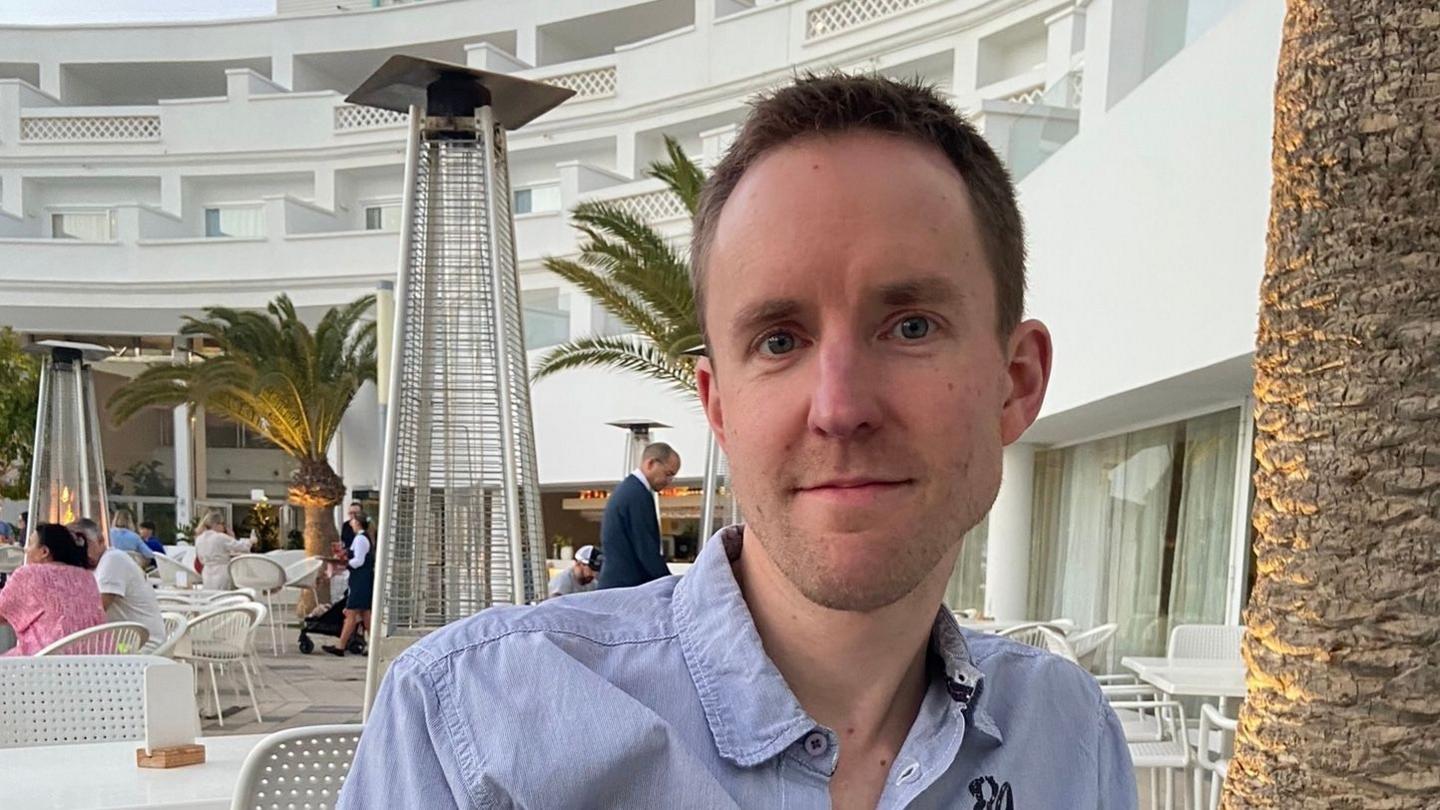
<box><xmin>803</xmin><ymin>732</ymin><xmax>828</xmax><ymax>757</ymax></box>
<box><xmin>895</xmin><ymin>762</ymin><xmax>921</xmax><ymax>785</ymax></box>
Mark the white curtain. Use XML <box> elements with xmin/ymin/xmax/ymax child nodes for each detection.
<box><xmin>943</xmin><ymin>516</ymin><xmax>989</xmax><ymax>613</ymax></box>
<box><xmin>52</xmin><ymin>211</ymin><xmax>111</xmax><ymax>241</ymax></box>
<box><xmin>219</xmin><ymin>207</ymin><xmax>264</xmax><ymax>238</ymax></box>
<box><xmin>1027</xmin><ymin>409</ymin><xmax>1243</xmax><ymax>668</ymax></box>
<box><xmin>1167</xmin><ymin>409</ymin><xmax>1240</xmax><ymax>629</ymax></box>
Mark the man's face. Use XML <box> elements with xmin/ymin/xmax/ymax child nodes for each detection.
<box><xmin>348</xmin><ymin>504</ymin><xmax>362</xmax><ymax>520</ymax></box>
<box><xmin>84</xmin><ymin>532</ymin><xmax>106</xmax><ymax>567</ymax></box>
<box><xmin>574</xmin><ymin>562</ymin><xmax>596</xmax><ymax>585</ymax></box>
<box><xmin>643</xmin><ymin>454</ymin><xmax>681</xmax><ymax>492</ymax></box>
<box><xmin>697</xmin><ymin>132</ymin><xmax>1050</xmax><ymax>612</ymax></box>
<box><xmin>139</xmin><ymin>526</ymin><xmax>153</xmax><ymax>540</ymax></box>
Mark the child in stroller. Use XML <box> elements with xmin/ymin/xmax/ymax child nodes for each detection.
<box><xmin>297</xmin><ymin>595</ymin><xmax>367</xmax><ymax>655</ymax></box>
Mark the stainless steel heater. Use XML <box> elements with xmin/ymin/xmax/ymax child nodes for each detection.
<box><xmin>349</xmin><ymin>57</ymin><xmax>573</xmax><ymax>714</ymax></box>
<box><xmin>26</xmin><ymin>341</ymin><xmax>113</xmax><ymax>533</ymax></box>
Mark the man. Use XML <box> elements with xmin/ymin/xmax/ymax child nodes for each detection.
<box><xmin>108</xmin><ymin>509</ymin><xmax>155</xmax><ymax>561</ymax></box>
<box><xmin>340</xmin><ymin>75</ymin><xmax>1134</xmax><ymax>809</ymax></box>
<box><xmin>597</xmin><ymin>442</ymin><xmax>680</xmax><ymax>589</ymax></box>
<box><xmin>71</xmin><ymin>518</ymin><xmax>165</xmax><ymax>650</ymax></box>
<box><xmin>340</xmin><ymin>500</ymin><xmax>364</xmax><ymax>550</ymax></box>
<box><xmin>138</xmin><ymin>521</ymin><xmax>166</xmax><ymax>555</ymax></box>
<box><xmin>548</xmin><ymin>545</ymin><xmax>601</xmax><ymax>598</ymax></box>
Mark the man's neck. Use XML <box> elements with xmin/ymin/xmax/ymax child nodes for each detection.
<box><xmin>733</xmin><ymin>527</ymin><xmax>957</xmax><ymax>757</ymax></box>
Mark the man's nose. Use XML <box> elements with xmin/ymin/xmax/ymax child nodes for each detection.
<box><xmin>807</xmin><ymin>339</ymin><xmax>883</xmax><ymax>439</ymax></box>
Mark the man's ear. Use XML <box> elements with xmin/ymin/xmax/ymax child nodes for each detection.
<box><xmin>1000</xmin><ymin>319</ymin><xmax>1053</xmax><ymax>445</ymax></box>
<box><xmin>696</xmin><ymin>356</ymin><xmax>727</xmax><ymax>452</ymax></box>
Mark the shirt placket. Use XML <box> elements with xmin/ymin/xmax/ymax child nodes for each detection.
<box><xmin>777</xmin><ymin>726</ymin><xmax>840</xmax><ymax>810</ymax></box>
<box><xmin>877</xmin><ymin>680</ymin><xmax>970</xmax><ymax>809</ymax></box>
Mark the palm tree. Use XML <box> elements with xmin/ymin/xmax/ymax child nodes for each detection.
<box><xmin>109</xmin><ymin>294</ymin><xmax>376</xmax><ymax>559</ymax></box>
<box><xmin>1223</xmin><ymin>3</ymin><xmax>1438</xmax><ymax>807</ymax></box>
<box><xmin>531</xmin><ymin>135</ymin><xmax>704</xmax><ymax>395</ymax></box>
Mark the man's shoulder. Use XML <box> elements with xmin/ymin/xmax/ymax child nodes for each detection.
<box><xmin>400</xmin><ymin>577</ymin><xmax>681</xmax><ymax>673</ymax></box>
<box><xmin>961</xmin><ymin>630</ymin><xmax>1106</xmax><ymax>711</ymax></box>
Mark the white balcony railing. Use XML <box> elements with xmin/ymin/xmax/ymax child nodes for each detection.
<box><xmin>333</xmin><ymin>104</ymin><xmax>409</xmax><ymax>132</ymax></box>
<box><xmin>19</xmin><ymin>114</ymin><xmax>161</xmax><ymax>143</ymax></box>
<box><xmin>606</xmin><ymin>187</ymin><xmax>687</xmax><ymax>223</ymax></box>
<box><xmin>541</xmin><ymin>65</ymin><xmax>618</xmax><ymax>100</ymax></box>
<box><xmin>806</xmin><ymin>0</ymin><xmax>939</xmax><ymax>40</ymax></box>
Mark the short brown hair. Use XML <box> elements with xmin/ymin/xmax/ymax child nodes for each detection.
<box><xmin>691</xmin><ymin>73</ymin><xmax>1026</xmax><ymax>342</ymax></box>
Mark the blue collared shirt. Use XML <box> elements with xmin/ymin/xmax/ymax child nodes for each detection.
<box><xmin>109</xmin><ymin>528</ymin><xmax>154</xmax><ymax>559</ymax></box>
<box><xmin>340</xmin><ymin>527</ymin><xmax>1136</xmax><ymax>809</ymax></box>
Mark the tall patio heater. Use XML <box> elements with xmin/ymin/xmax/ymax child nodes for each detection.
<box><xmin>26</xmin><ymin>341</ymin><xmax>113</xmax><ymax>535</ymax></box>
<box><xmin>349</xmin><ymin>57</ymin><xmax>573</xmax><ymax>715</ymax></box>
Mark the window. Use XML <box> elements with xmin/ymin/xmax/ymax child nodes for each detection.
<box><xmin>204</xmin><ymin>206</ymin><xmax>263</xmax><ymax>238</ymax></box>
<box><xmin>513</xmin><ymin>184</ymin><xmax>561</xmax><ymax>215</ymax></box>
<box><xmin>51</xmin><ymin>210</ymin><xmax>113</xmax><ymax>241</ymax></box>
<box><xmin>590</xmin><ymin>300</ymin><xmax>631</xmax><ymax>337</ymax></box>
<box><xmin>364</xmin><ymin>204</ymin><xmax>402</xmax><ymax>232</ymax></box>
<box><xmin>521</xmin><ymin>288</ymin><xmax>570</xmax><ymax>350</ymax></box>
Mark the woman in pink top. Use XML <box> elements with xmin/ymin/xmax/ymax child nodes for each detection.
<box><xmin>0</xmin><ymin>523</ymin><xmax>106</xmax><ymax>656</ymax></box>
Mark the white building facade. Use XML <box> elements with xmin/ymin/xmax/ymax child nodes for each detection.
<box><xmin>0</xmin><ymin>0</ymin><xmax>1277</xmax><ymax>664</ymax></box>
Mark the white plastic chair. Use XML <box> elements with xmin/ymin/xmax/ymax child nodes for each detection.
<box><xmin>1192</xmin><ymin>704</ymin><xmax>1236</xmax><ymax>810</ymax></box>
<box><xmin>1045</xmin><ymin>618</ymin><xmax>1076</xmax><ymax>634</ymax></box>
<box><xmin>264</xmin><ymin>549</ymin><xmax>307</xmax><ymax>569</ymax></box>
<box><xmin>229</xmin><ymin>555</ymin><xmax>288</xmax><ymax>655</ymax></box>
<box><xmin>230</xmin><ymin>724</ymin><xmax>364</xmax><ymax>810</ymax></box>
<box><xmin>1112</xmin><ymin>697</ymin><xmax>1189</xmax><ymax>810</ymax></box>
<box><xmin>0</xmin><ymin>545</ymin><xmax>25</xmax><ymax>574</ymax></box>
<box><xmin>175</xmin><ymin>603</ymin><xmax>266</xmax><ymax>727</ymax></box>
<box><xmin>0</xmin><ymin>655</ymin><xmax>182</xmax><ymax>748</ymax></box>
<box><xmin>35</xmin><ymin>621</ymin><xmax>151</xmax><ymax>656</ymax></box>
<box><xmin>996</xmin><ymin>622</ymin><xmax>1078</xmax><ymax>662</ymax></box>
<box><xmin>156</xmin><ymin>553</ymin><xmax>202</xmax><ymax>588</ymax></box>
<box><xmin>1168</xmin><ymin>624</ymin><xmax>1245</xmax><ymax>661</ymax></box>
<box><xmin>1069</xmin><ymin>623</ymin><xmax>1119</xmax><ymax>670</ymax></box>
<box><xmin>150</xmin><ymin>611</ymin><xmax>190</xmax><ymax>657</ymax></box>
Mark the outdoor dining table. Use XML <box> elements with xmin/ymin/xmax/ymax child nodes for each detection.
<box><xmin>0</xmin><ymin>733</ymin><xmax>267</xmax><ymax>809</ymax></box>
<box><xmin>1121</xmin><ymin>655</ymin><xmax>1247</xmax><ymax>715</ymax></box>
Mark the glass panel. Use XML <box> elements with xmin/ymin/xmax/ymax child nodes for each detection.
<box><xmin>522</xmin><ymin>288</ymin><xmax>570</xmax><ymax>350</ymax></box>
<box><xmin>205</xmin><ymin>206</ymin><xmax>263</xmax><ymax>238</ymax></box>
<box><xmin>590</xmin><ymin>300</ymin><xmax>630</xmax><ymax>337</ymax></box>
<box><xmin>1167</xmin><ymin>409</ymin><xmax>1241</xmax><ymax>628</ymax></box>
<box><xmin>204</xmin><ymin>208</ymin><xmax>222</xmax><ymax>237</ymax></box>
<box><xmin>51</xmin><ymin>211</ymin><xmax>111</xmax><ymax>241</ymax></box>
<box><xmin>205</xmin><ymin>414</ymin><xmax>239</xmax><ymax>448</ymax></box>
<box><xmin>365</xmin><ymin>205</ymin><xmax>402</xmax><ymax>231</ymax></box>
<box><xmin>513</xmin><ymin>188</ymin><xmax>532</xmax><ymax>215</ymax></box>
<box><xmin>365</xmin><ymin>206</ymin><xmax>383</xmax><ymax>230</ymax></box>
<box><xmin>527</xmin><ymin>184</ymin><xmax>561</xmax><ymax>213</ymax></box>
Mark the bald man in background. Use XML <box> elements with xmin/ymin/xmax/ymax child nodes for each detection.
<box><xmin>598</xmin><ymin>442</ymin><xmax>680</xmax><ymax>589</ymax></box>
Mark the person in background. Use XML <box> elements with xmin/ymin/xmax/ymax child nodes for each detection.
<box><xmin>16</xmin><ymin>512</ymin><xmax>27</xmax><ymax>543</ymax></box>
<box><xmin>548</xmin><ymin>545</ymin><xmax>601</xmax><ymax>599</ymax></box>
<box><xmin>0</xmin><ymin>524</ymin><xmax>105</xmax><ymax>656</ymax></box>
<box><xmin>108</xmin><ymin>509</ymin><xmax>155</xmax><ymax>561</ymax></box>
<box><xmin>340</xmin><ymin>500</ymin><xmax>364</xmax><ymax>551</ymax></box>
<box><xmin>194</xmin><ymin>510</ymin><xmax>254</xmax><ymax>590</ymax></box>
<box><xmin>138</xmin><ymin>521</ymin><xmax>166</xmax><ymax>555</ymax></box>
<box><xmin>597</xmin><ymin>442</ymin><xmax>681</xmax><ymax>589</ymax></box>
<box><xmin>71</xmin><ymin>518</ymin><xmax>165</xmax><ymax>650</ymax></box>
<box><xmin>0</xmin><ymin>521</ymin><xmax>14</xmax><ymax>546</ymax></box>
<box><xmin>324</xmin><ymin>515</ymin><xmax>373</xmax><ymax>657</ymax></box>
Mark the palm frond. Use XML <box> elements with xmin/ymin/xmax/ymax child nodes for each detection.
<box><xmin>647</xmin><ymin>135</ymin><xmax>706</xmax><ymax>215</ymax></box>
<box><xmin>532</xmin><ymin>335</ymin><xmax>696</xmax><ymax>396</ymax></box>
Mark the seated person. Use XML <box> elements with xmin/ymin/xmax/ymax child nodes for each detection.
<box><xmin>0</xmin><ymin>524</ymin><xmax>106</xmax><ymax>656</ymax></box>
<box><xmin>72</xmin><ymin>518</ymin><xmax>166</xmax><ymax>650</ymax></box>
<box><xmin>108</xmin><ymin>509</ymin><xmax>155</xmax><ymax>561</ymax></box>
<box><xmin>547</xmin><ymin>545</ymin><xmax>601</xmax><ymax>599</ymax></box>
<box><xmin>138</xmin><ymin>521</ymin><xmax>166</xmax><ymax>555</ymax></box>
<box><xmin>0</xmin><ymin>521</ymin><xmax>14</xmax><ymax>546</ymax></box>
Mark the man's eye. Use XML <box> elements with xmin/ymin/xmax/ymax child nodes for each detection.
<box><xmin>893</xmin><ymin>316</ymin><xmax>932</xmax><ymax>340</ymax></box>
<box><xmin>760</xmin><ymin>331</ymin><xmax>798</xmax><ymax>356</ymax></box>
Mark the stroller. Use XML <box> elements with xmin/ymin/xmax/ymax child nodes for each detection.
<box><xmin>297</xmin><ymin>595</ymin><xmax>367</xmax><ymax>655</ymax></box>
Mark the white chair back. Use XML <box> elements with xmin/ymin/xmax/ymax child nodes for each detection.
<box><xmin>284</xmin><ymin>557</ymin><xmax>325</xmax><ymax>589</ymax></box>
<box><xmin>997</xmin><ymin>622</ymin><xmax>1077</xmax><ymax>661</ymax></box>
<box><xmin>1168</xmin><ymin>624</ymin><xmax>1245</xmax><ymax>660</ymax></box>
<box><xmin>264</xmin><ymin>549</ymin><xmax>307</xmax><ymax>569</ymax></box>
<box><xmin>229</xmin><ymin>555</ymin><xmax>287</xmax><ymax>594</ymax></box>
<box><xmin>0</xmin><ymin>545</ymin><xmax>25</xmax><ymax>574</ymax></box>
<box><xmin>155</xmin><ymin>553</ymin><xmax>202</xmax><ymax>588</ymax></box>
<box><xmin>230</xmin><ymin>724</ymin><xmax>365</xmax><ymax>810</ymax></box>
<box><xmin>152</xmin><ymin>611</ymin><xmax>190</xmax><ymax>657</ymax></box>
<box><xmin>183</xmin><ymin>604</ymin><xmax>265</xmax><ymax>663</ymax></box>
<box><xmin>35</xmin><ymin>621</ymin><xmax>151</xmax><ymax>656</ymax></box>
<box><xmin>1068</xmin><ymin>623</ymin><xmax>1119</xmax><ymax>669</ymax></box>
<box><xmin>0</xmin><ymin>655</ymin><xmax>180</xmax><ymax>747</ymax></box>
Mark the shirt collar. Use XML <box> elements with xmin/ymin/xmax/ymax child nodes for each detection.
<box><xmin>629</xmin><ymin>469</ymin><xmax>652</xmax><ymax>490</ymax></box>
<box><xmin>672</xmin><ymin>526</ymin><xmax>1001</xmax><ymax>768</ymax></box>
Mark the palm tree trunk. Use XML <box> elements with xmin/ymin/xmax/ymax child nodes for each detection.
<box><xmin>302</xmin><ymin>502</ymin><xmax>339</xmax><ymax>559</ymax></box>
<box><xmin>1224</xmin><ymin>2</ymin><xmax>1440</xmax><ymax>807</ymax></box>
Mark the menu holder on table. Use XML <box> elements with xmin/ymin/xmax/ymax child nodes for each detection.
<box><xmin>136</xmin><ymin>662</ymin><xmax>206</xmax><ymax>769</ymax></box>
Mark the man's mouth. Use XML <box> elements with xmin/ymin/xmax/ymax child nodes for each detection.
<box><xmin>794</xmin><ymin>477</ymin><xmax>915</xmax><ymax>504</ymax></box>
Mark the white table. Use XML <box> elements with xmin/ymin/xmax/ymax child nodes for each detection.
<box><xmin>0</xmin><ymin>734</ymin><xmax>266</xmax><ymax>809</ymax></box>
<box><xmin>1121</xmin><ymin>656</ymin><xmax>1247</xmax><ymax>698</ymax></box>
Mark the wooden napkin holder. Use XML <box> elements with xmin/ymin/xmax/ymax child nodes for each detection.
<box><xmin>136</xmin><ymin>743</ymin><xmax>207</xmax><ymax>769</ymax></box>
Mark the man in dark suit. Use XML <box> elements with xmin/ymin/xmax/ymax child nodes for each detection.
<box><xmin>598</xmin><ymin>442</ymin><xmax>681</xmax><ymax>589</ymax></box>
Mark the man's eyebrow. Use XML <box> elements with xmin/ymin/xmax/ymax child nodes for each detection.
<box><xmin>875</xmin><ymin>276</ymin><xmax>965</xmax><ymax>308</ymax></box>
<box><xmin>730</xmin><ymin>297</ymin><xmax>802</xmax><ymax>335</ymax></box>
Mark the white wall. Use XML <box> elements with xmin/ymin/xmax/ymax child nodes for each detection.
<box><xmin>1021</xmin><ymin>0</ymin><xmax>1280</xmax><ymax>426</ymax></box>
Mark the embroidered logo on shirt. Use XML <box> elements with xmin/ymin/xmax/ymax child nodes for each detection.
<box><xmin>968</xmin><ymin>775</ymin><xmax>1014</xmax><ymax>809</ymax></box>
